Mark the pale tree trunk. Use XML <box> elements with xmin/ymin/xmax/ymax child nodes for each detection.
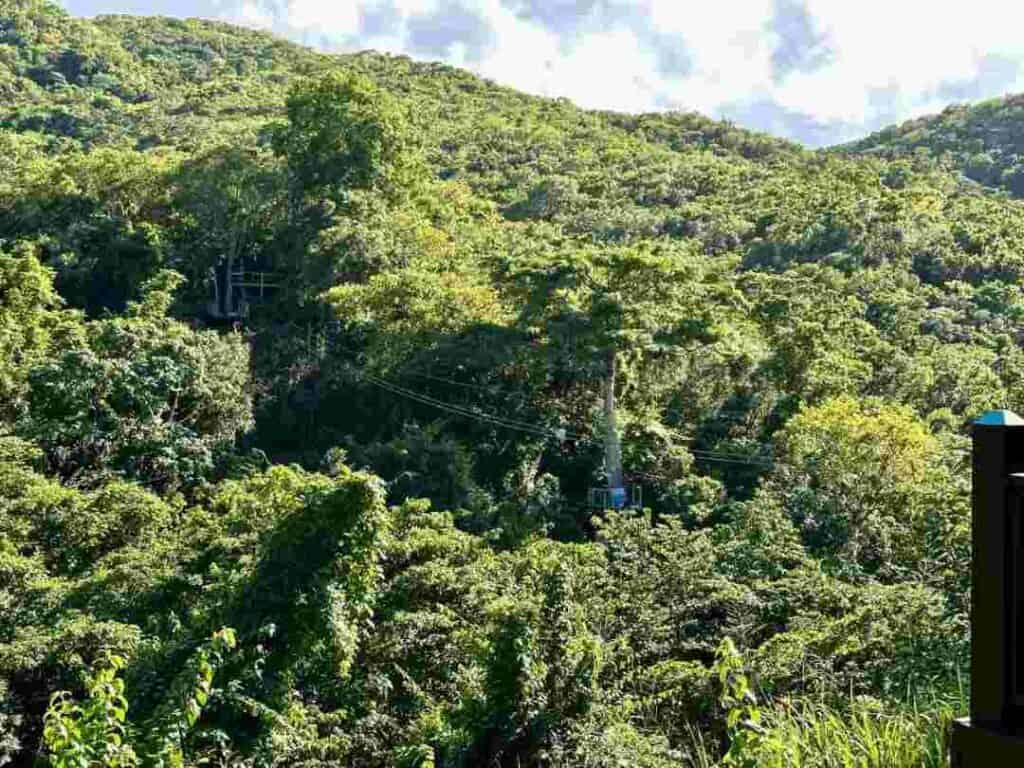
<box><xmin>604</xmin><ymin>349</ymin><xmax>623</xmax><ymax>489</ymax></box>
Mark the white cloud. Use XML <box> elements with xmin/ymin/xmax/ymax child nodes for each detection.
<box><xmin>60</xmin><ymin>0</ymin><xmax>1024</xmax><ymax>145</ymax></box>
<box><xmin>466</xmin><ymin>4</ymin><xmax>562</xmax><ymax>96</ymax></box>
<box><xmin>286</xmin><ymin>0</ymin><xmax>361</xmax><ymax>32</ymax></box>
<box><xmin>813</xmin><ymin>2</ymin><xmax>1024</xmax><ymax>101</ymax></box>
<box><xmin>234</xmin><ymin>1</ymin><xmax>276</xmax><ymax>29</ymax></box>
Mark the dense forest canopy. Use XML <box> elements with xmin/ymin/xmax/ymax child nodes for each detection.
<box><xmin>842</xmin><ymin>93</ymin><xmax>1024</xmax><ymax>198</ymax></box>
<box><xmin>1</xmin><ymin>0</ymin><xmax>1023</xmax><ymax>764</ymax></box>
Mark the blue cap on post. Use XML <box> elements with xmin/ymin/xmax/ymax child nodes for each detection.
<box><xmin>975</xmin><ymin>410</ymin><xmax>1024</xmax><ymax>426</ymax></box>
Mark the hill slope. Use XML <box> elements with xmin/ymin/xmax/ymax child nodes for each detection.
<box><xmin>842</xmin><ymin>93</ymin><xmax>1024</xmax><ymax>196</ymax></box>
<box><xmin>0</xmin><ymin>1</ymin><xmax>1015</xmax><ymax>765</ymax></box>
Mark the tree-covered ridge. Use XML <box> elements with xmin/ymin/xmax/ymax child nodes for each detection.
<box><xmin>842</xmin><ymin>93</ymin><xmax>1024</xmax><ymax>197</ymax></box>
<box><xmin>0</xmin><ymin>0</ymin><xmax>1019</xmax><ymax>764</ymax></box>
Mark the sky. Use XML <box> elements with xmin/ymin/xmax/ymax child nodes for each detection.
<box><xmin>59</xmin><ymin>0</ymin><xmax>1024</xmax><ymax>147</ymax></box>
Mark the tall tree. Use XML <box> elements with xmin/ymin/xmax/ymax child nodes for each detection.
<box><xmin>267</xmin><ymin>71</ymin><xmax>426</xmax><ymax>305</ymax></box>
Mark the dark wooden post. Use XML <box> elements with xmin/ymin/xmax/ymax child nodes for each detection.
<box><xmin>951</xmin><ymin>410</ymin><xmax>1024</xmax><ymax>765</ymax></box>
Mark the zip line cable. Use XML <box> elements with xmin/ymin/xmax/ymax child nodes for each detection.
<box><xmin>394</xmin><ymin>377</ymin><xmax>776</xmax><ymax>452</ymax></box>
<box><xmin>362</xmin><ymin>372</ymin><xmax>581</xmax><ymax>441</ymax></box>
<box><xmin>359</xmin><ymin>370</ymin><xmax>788</xmax><ymax>470</ymax></box>
<box><xmin>688</xmin><ymin>452</ymin><xmax>775</xmax><ymax>467</ymax></box>
<box><xmin>365</xmin><ymin>375</ymin><xmax>550</xmax><ymax>437</ymax></box>
<box><xmin>367</xmin><ymin>373</ymin><xmax>780</xmax><ymax>467</ymax></box>
<box><xmin>390</xmin><ymin>371</ymin><xmax>776</xmax><ymax>455</ymax></box>
<box><xmin>366</xmin><ymin>373</ymin><xmax>568</xmax><ymax>437</ymax></box>
<box><xmin>661</xmin><ymin>426</ymin><xmax>773</xmax><ymax>461</ymax></box>
<box><xmin>348</xmin><ymin>357</ymin><xmax>969</xmax><ymax>475</ymax></box>
<box><xmin>398</xmin><ymin>369</ymin><xmax>533</xmax><ymax>396</ymax></box>
<box><xmin>329</xmin><ymin>336</ymin><xmax>965</xmax><ymax>475</ymax></box>
<box><xmin>395</xmin><ymin>368</ymin><xmax>779</xmax><ymax>454</ymax></box>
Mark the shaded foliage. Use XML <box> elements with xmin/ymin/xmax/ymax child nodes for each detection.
<box><xmin>0</xmin><ymin>1</ymin><xmax>1011</xmax><ymax>764</ymax></box>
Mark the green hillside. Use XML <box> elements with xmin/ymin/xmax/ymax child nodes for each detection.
<box><xmin>843</xmin><ymin>93</ymin><xmax>1024</xmax><ymax>196</ymax></box>
<box><xmin>0</xmin><ymin>0</ymin><xmax>1018</xmax><ymax>765</ymax></box>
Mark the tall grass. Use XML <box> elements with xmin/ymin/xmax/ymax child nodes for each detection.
<box><xmin>680</xmin><ymin>696</ymin><xmax>960</xmax><ymax>768</ymax></box>
<box><xmin>757</xmin><ymin>699</ymin><xmax>954</xmax><ymax>768</ymax></box>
